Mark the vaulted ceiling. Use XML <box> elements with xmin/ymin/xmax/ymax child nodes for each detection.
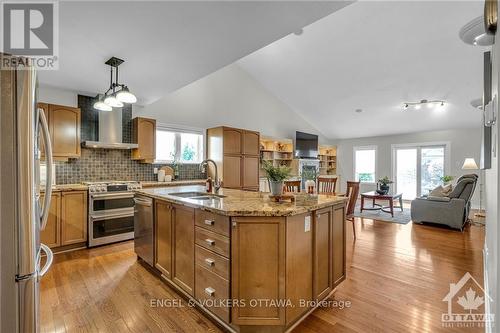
<box><xmin>38</xmin><ymin>1</ymin><xmax>351</xmax><ymax>105</ymax></box>
<box><xmin>238</xmin><ymin>1</ymin><xmax>486</xmax><ymax>139</ymax></box>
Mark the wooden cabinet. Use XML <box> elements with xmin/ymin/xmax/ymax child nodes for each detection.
<box><xmin>313</xmin><ymin>207</ymin><xmax>333</xmax><ymax>301</ymax></box>
<box><xmin>37</xmin><ymin>103</ymin><xmax>81</xmax><ymax>161</ymax></box>
<box><xmin>40</xmin><ymin>190</ymin><xmax>87</xmax><ymax>250</ymax></box>
<box><xmin>61</xmin><ymin>191</ymin><xmax>87</xmax><ymax>245</ymax></box>
<box><xmin>40</xmin><ymin>192</ymin><xmax>61</xmax><ymax>248</ymax></box>
<box><xmin>231</xmin><ymin>216</ymin><xmax>286</xmax><ymax>326</ymax></box>
<box><xmin>132</xmin><ymin>117</ymin><xmax>156</xmax><ymax>163</ymax></box>
<box><xmin>155</xmin><ymin>201</ymin><xmax>173</xmax><ymax>278</ymax></box>
<box><xmin>222</xmin><ymin>155</ymin><xmax>241</xmax><ymax>188</ymax></box>
<box><xmin>332</xmin><ymin>204</ymin><xmax>346</xmax><ymax>287</ymax></box>
<box><xmin>223</xmin><ymin>128</ymin><xmax>242</xmax><ymax>155</ymax></box>
<box><xmin>242</xmin><ymin>130</ymin><xmax>260</xmax><ymax>155</ymax></box>
<box><xmin>242</xmin><ymin>156</ymin><xmax>259</xmax><ymax>189</ymax></box>
<box><xmin>206</xmin><ymin>126</ymin><xmax>260</xmax><ymax>191</ymax></box>
<box><xmin>172</xmin><ymin>204</ymin><xmax>195</xmax><ymax>295</ymax></box>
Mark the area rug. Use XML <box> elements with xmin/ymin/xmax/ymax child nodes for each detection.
<box><xmin>353</xmin><ymin>204</ymin><xmax>411</xmax><ymax>224</ymax></box>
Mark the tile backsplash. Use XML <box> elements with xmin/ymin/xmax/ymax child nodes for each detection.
<box><xmin>55</xmin><ymin>149</ymin><xmax>205</xmax><ymax>184</ymax></box>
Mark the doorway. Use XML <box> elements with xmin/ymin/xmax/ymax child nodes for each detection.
<box><xmin>392</xmin><ymin>143</ymin><xmax>448</xmax><ymax>200</ymax></box>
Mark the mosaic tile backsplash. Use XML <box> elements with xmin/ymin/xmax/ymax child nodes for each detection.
<box><xmin>56</xmin><ymin>148</ymin><xmax>205</xmax><ymax>184</ymax></box>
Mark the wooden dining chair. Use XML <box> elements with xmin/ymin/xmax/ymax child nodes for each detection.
<box><xmin>344</xmin><ymin>181</ymin><xmax>360</xmax><ymax>239</ymax></box>
<box><xmin>283</xmin><ymin>180</ymin><xmax>301</xmax><ymax>193</ymax></box>
<box><xmin>317</xmin><ymin>177</ymin><xmax>337</xmax><ymax>194</ymax></box>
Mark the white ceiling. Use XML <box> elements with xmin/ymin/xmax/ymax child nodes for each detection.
<box><xmin>238</xmin><ymin>1</ymin><xmax>487</xmax><ymax>139</ymax></box>
<box><xmin>38</xmin><ymin>1</ymin><xmax>351</xmax><ymax>105</ymax></box>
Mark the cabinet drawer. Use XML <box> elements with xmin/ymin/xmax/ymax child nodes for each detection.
<box><xmin>195</xmin><ymin>264</ymin><xmax>229</xmax><ymax>323</ymax></box>
<box><xmin>195</xmin><ymin>209</ymin><xmax>230</xmax><ymax>237</ymax></box>
<box><xmin>195</xmin><ymin>245</ymin><xmax>229</xmax><ymax>280</ymax></box>
<box><xmin>195</xmin><ymin>227</ymin><xmax>230</xmax><ymax>258</ymax></box>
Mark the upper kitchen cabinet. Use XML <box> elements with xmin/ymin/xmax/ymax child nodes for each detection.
<box><xmin>206</xmin><ymin>126</ymin><xmax>260</xmax><ymax>190</ymax></box>
<box><xmin>37</xmin><ymin>103</ymin><xmax>81</xmax><ymax>161</ymax></box>
<box><xmin>132</xmin><ymin>117</ymin><xmax>156</xmax><ymax>163</ymax></box>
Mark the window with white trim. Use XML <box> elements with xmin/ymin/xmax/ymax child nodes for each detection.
<box><xmin>155</xmin><ymin>126</ymin><xmax>204</xmax><ymax>163</ymax></box>
<box><xmin>354</xmin><ymin>146</ymin><xmax>377</xmax><ymax>183</ymax></box>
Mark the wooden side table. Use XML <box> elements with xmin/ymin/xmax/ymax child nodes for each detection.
<box><xmin>360</xmin><ymin>191</ymin><xmax>403</xmax><ymax>217</ymax></box>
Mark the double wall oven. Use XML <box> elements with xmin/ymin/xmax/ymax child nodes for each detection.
<box><xmin>86</xmin><ymin>181</ymin><xmax>141</xmax><ymax>247</ymax></box>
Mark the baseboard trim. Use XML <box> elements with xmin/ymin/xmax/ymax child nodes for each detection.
<box><xmin>483</xmin><ymin>245</ymin><xmax>493</xmax><ymax>333</ymax></box>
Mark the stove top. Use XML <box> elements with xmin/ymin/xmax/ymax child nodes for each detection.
<box><xmin>84</xmin><ymin>181</ymin><xmax>141</xmax><ymax>194</ymax></box>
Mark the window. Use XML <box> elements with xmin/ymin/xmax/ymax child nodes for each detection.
<box><xmin>354</xmin><ymin>146</ymin><xmax>377</xmax><ymax>183</ymax></box>
<box><xmin>156</xmin><ymin>126</ymin><xmax>204</xmax><ymax>163</ymax></box>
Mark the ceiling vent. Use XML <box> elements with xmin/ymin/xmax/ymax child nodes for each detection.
<box><xmin>459</xmin><ymin>16</ymin><xmax>495</xmax><ymax>46</ymax></box>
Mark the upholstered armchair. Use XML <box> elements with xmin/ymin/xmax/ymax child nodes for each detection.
<box><xmin>410</xmin><ymin>174</ymin><xmax>478</xmax><ymax>230</ymax></box>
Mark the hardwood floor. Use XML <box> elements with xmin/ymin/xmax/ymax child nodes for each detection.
<box><xmin>40</xmin><ymin>218</ymin><xmax>485</xmax><ymax>333</ymax></box>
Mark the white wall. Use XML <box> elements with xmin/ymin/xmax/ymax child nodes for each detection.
<box><xmin>135</xmin><ymin>64</ymin><xmax>329</xmax><ymax>143</ymax></box>
<box><xmin>38</xmin><ymin>84</ymin><xmax>78</xmax><ymax>107</ymax></box>
<box><xmin>335</xmin><ymin>128</ymin><xmax>482</xmax><ymax>207</ymax></box>
<box><xmin>484</xmin><ymin>6</ymin><xmax>500</xmax><ymax>331</ymax></box>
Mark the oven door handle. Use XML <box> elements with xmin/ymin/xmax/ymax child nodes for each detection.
<box><xmin>90</xmin><ymin>211</ymin><xmax>134</xmax><ymax>221</ymax></box>
<box><xmin>91</xmin><ymin>192</ymin><xmax>134</xmax><ymax>199</ymax></box>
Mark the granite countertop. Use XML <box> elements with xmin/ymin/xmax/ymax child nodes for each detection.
<box><xmin>140</xmin><ymin>179</ymin><xmax>206</xmax><ymax>188</ymax></box>
<box><xmin>40</xmin><ymin>184</ymin><xmax>89</xmax><ymax>192</ymax></box>
<box><xmin>135</xmin><ymin>185</ymin><xmax>347</xmax><ymax>217</ymax></box>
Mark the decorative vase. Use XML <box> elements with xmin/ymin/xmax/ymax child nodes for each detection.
<box><xmin>269</xmin><ymin>180</ymin><xmax>284</xmax><ymax>196</ymax></box>
<box><xmin>378</xmin><ymin>183</ymin><xmax>389</xmax><ymax>195</ymax></box>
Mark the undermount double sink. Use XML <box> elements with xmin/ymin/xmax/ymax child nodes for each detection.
<box><xmin>169</xmin><ymin>191</ymin><xmax>226</xmax><ymax>201</ymax></box>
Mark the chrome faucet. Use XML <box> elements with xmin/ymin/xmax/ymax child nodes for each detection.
<box><xmin>200</xmin><ymin>159</ymin><xmax>222</xmax><ymax>193</ymax></box>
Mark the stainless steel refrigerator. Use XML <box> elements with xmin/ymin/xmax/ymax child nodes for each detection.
<box><xmin>1</xmin><ymin>54</ymin><xmax>55</xmax><ymax>332</ymax></box>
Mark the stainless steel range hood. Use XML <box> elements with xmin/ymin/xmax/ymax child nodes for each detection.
<box><xmin>83</xmin><ymin>108</ymin><xmax>138</xmax><ymax>149</ymax></box>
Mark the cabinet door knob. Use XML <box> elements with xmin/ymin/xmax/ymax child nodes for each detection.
<box><xmin>204</xmin><ymin>219</ymin><xmax>215</xmax><ymax>226</ymax></box>
<box><xmin>205</xmin><ymin>258</ymin><xmax>215</xmax><ymax>266</ymax></box>
<box><xmin>205</xmin><ymin>287</ymin><xmax>215</xmax><ymax>297</ymax></box>
<box><xmin>205</xmin><ymin>239</ymin><xmax>215</xmax><ymax>246</ymax></box>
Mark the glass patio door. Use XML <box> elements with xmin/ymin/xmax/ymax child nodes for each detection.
<box><xmin>394</xmin><ymin>145</ymin><xmax>446</xmax><ymax>200</ymax></box>
<box><xmin>395</xmin><ymin>148</ymin><xmax>418</xmax><ymax>200</ymax></box>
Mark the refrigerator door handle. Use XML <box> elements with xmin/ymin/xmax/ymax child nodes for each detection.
<box><xmin>39</xmin><ymin>243</ymin><xmax>53</xmax><ymax>277</ymax></box>
<box><xmin>38</xmin><ymin>108</ymin><xmax>53</xmax><ymax>230</ymax></box>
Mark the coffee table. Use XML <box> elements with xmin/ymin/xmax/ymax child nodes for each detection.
<box><xmin>360</xmin><ymin>191</ymin><xmax>403</xmax><ymax>217</ymax></box>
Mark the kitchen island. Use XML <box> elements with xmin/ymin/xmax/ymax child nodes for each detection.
<box><xmin>134</xmin><ymin>185</ymin><xmax>347</xmax><ymax>333</ymax></box>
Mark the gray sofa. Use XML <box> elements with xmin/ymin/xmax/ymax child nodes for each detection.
<box><xmin>411</xmin><ymin>174</ymin><xmax>478</xmax><ymax>230</ymax></box>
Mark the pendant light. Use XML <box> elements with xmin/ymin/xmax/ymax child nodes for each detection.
<box><xmin>93</xmin><ymin>57</ymin><xmax>137</xmax><ymax>111</ymax></box>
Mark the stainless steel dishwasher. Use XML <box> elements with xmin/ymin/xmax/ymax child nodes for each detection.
<box><xmin>133</xmin><ymin>195</ymin><xmax>154</xmax><ymax>266</ymax></box>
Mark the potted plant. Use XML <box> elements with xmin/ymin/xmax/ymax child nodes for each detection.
<box><xmin>440</xmin><ymin>175</ymin><xmax>454</xmax><ymax>185</ymax></box>
<box><xmin>377</xmin><ymin>176</ymin><xmax>393</xmax><ymax>195</ymax></box>
<box><xmin>262</xmin><ymin>161</ymin><xmax>291</xmax><ymax>196</ymax></box>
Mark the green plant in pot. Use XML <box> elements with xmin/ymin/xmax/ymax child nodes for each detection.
<box><xmin>262</xmin><ymin>161</ymin><xmax>292</xmax><ymax>196</ymax></box>
<box><xmin>302</xmin><ymin>168</ymin><xmax>317</xmax><ymax>194</ymax></box>
<box><xmin>440</xmin><ymin>175</ymin><xmax>454</xmax><ymax>185</ymax></box>
<box><xmin>377</xmin><ymin>176</ymin><xmax>393</xmax><ymax>195</ymax></box>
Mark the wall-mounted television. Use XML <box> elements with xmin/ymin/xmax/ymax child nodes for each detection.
<box><xmin>295</xmin><ymin>131</ymin><xmax>318</xmax><ymax>159</ymax></box>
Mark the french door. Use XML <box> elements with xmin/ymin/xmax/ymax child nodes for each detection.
<box><xmin>393</xmin><ymin>145</ymin><xmax>446</xmax><ymax>200</ymax></box>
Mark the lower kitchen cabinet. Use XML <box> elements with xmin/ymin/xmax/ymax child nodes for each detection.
<box><xmin>61</xmin><ymin>191</ymin><xmax>88</xmax><ymax>245</ymax></box>
<box><xmin>40</xmin><ymin>190</ymin><xmax>87</xmax><ymax>250</ymax></box>
<box><xmin>313</xmin><ymin>206</ymin><xmax>334</xmax><ymax>301</ymax></box>
<box><xmin>40</xmin><ymin>192</ymin><xmax>61</xmax><ymax>248</ymax></box>
<box><xmin>155</xmin><ymin>200</ymin><xmax>173</xmax><ymax>278</ymax></box>
<box><xmin>172</xmin><ymin>204</ymin><xmax>195</xmax><ymax>295</ymax></box>
<box><xmin>332</xmin><ymin>204</ymin><xmax>346</xmax><ymax>287</ymax></box>
<box><xmin>231</xmin><ymin>216</ymin><xmax>286</xmax><ymax>326</ymax></box>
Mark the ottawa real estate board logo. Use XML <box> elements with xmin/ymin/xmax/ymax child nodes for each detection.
<box><xmin>1</xmin><ymin>1</ymin><xmax>59</xmax><ymax>69</ymax></box>
<box><xmin>442</xmin><ymin>272</ymin><xmax>494</xmax><ymax>328</ymax></box>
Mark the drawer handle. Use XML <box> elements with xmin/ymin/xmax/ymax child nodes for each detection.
<box><xmin>205</xmin><ymin>287</ymin><xmax>215</xmax><ymax>297</ymax></box>
<box><xmin>204</xmin><ymin>219</ymin><xmax>215</xmax><ymax>226</ymax></box>
<box><xmin>205</xmin><ymin>238</ymin><xmax>215</xmax><ymax>246</ymax></box>
<box><xmin>205</xmin><ymin>258</ymin><xmax>215</xmax><ymax>266</ymax></box>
